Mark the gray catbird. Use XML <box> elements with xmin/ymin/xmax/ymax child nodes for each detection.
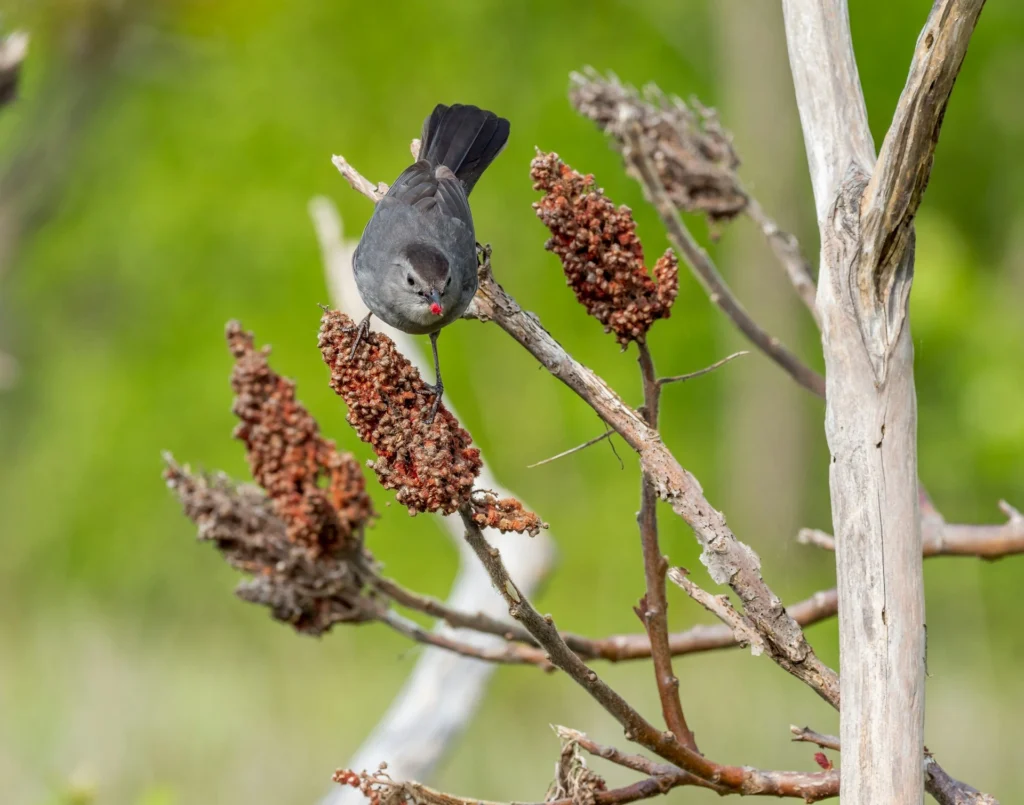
<box><xmin>352</xmin><ymin>103</ymin><xmax>510</xmax><ymax>423</ymax></box>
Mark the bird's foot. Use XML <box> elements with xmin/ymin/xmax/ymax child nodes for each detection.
<box><xmin>420</xmin><ymin>380</ymin><xmax>444</xmax><ymax>426</ymax></box>
<box><xmin>347</xmin><ymin>313</ymin><xmax>373</xmax><ymax>361</ymax></box>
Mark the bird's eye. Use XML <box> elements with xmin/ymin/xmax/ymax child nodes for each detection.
<box><xmin>406</xmin><ymin>275</ymin><xmax>415</xmax><ymax>287</ymax></box>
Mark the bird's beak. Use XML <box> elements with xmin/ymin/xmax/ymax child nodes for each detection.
<box><xmin>428</xmin><ymin>290</ymin><xmax>443</xmax><ymax>316</ymax></box>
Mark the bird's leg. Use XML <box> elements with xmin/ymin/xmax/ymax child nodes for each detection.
<box><xmin>347</xmin><ymin>312</ymin><xmax>373</xmax><ymax>361</ymax></box>
<box><xmin>423</xmin><ymin>330</ymin><xmax>444</xmax><ymax>425</ymax></box>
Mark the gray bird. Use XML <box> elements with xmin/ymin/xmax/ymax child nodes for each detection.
<box><xmin>352</xmin><ymin>103</ymin><xmax>511</xmax><ymax>423</ymax></box>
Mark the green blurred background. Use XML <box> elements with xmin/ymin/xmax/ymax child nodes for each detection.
<box><xmin>1</xmin><ymin>0</ymin><xmax>1022</xmax><ymax>802</ymax></box>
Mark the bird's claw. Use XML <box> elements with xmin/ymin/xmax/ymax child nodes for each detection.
<box><xmin>347</xmin><ymin>313</ymin><xmax>373</xmax><ymax>361</ymax></box>
<box><xmin>421</xmin><ymin>381</ymin><xmax>443</xmax><ymax>425</ymax></box>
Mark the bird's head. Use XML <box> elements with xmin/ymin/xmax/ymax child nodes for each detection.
<box><xmin>398</xmin><ymin>243</ymin><xmax>451</xmax><ymax>317</ymax></box>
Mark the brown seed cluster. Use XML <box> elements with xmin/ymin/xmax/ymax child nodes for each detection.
<box><xmin>228</xmin><ymin>321</ymin><xmax>375</xmax><ymax>555</ymax></box>
<box><xmin>470</xmin><ymin>491</ymin><xmax>546</xmax><ymax>537</ymax></box>
<box><xmin>531</xmin><ymin>150</ymin><xmax>679</xmax><ymax>346</ymax></box>
<box><xmin>318</xmin><ymin>309</ymin><xmax>483</xmax><ymax>516</ymax></box>
<box><xmin>163</xmin><ymin>456</ymin><xmax>379</xmax><ymax>635</ymax></box>
<box><xmin>570</xmin><ymin>68</ymin><xmax>747</xmax><ymax>224</ymax></box>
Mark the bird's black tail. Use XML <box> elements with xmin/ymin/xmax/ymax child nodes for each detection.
<box><xmin>419</xmin><ymin>103</ymin><xmax>510</xmax><ymax>195</ymax></box>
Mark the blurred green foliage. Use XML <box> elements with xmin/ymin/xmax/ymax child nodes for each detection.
<box><xmin>0</xmin><ymin>1</ymin><xmax>1021</xmax><ymax>803</ymax></box>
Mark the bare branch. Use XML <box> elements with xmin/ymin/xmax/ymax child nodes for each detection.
<box><xmin>668</xmin><ymin>568</ymin><xmax>765</xmax><ymax>657</ymax></box>
<box><xmin>790</xmin><ymin>726</ymin><xmax>841</xmax><ymax>752</ymax></box>
<box><xmin>788</xmin><ymin>728</ymin><xmax>999</xmax><ymax>805</ymax></box>
<box><xmin>635</xmin><ymin>343</ymin><xmax>695</xmax><ymax>749</ymax></box>
<box><xmin>798</xmin><ymin>501</ymin><xmax>1024</xmax><ymax>560</ymax></box>
<box><xmin>327</xmin><ymin>148</ymin><xmax>990</xmax><ymax>803</ymax></box>
<box><xmin>925</xmin><ymin>755</ymin><xmax>1001</xmax><ymax>805</ymax></box>
<box><xmin>554</xmin><ymin>726</ymin><xmax>724</xmax><ymax>794</ymax></box>
<box><xmin>743</xmin><ymin>197</ymin><xmax>820</xmax><ymax>325</ymax></box>
<box><xmin>782</xmin><ymin>3</ymin><xmax>988</xmax><ymax>801</ymax></box>
<box><xmin>659</xmin><ymin>351</ymin><xmax>748</xmax><ymax>387</ymax></box>
<box><xmin>620</xmin><ymin>125</ymin><xmax>826</xmax><ymax>398</ymax></box>
<box><xmin>376</xmin><ymin>610</ymin><xmax>552</xmax><ymax>668</ymax></box>
<box><xmin>330</xmin><ymin>155</ymin><xmax>384</xmax><ymax>202</ymax></box>
<box><xmin>859</xmin><ymin>0</ymin><xmax>986</xmax><ymax>302</ymax></box>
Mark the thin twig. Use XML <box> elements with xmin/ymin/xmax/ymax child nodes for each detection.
<box><xmin>330</xmin><ymin>154</ymin><xmax>385</xmax><ymax>202</ymax></box>
<box><xmin>658</xmin><ymin>351</ymin><xmax>748</xmax><ymax>386</ymax></box>
<box><xmin>620</xmin><ymin>126</ymin><xmax>826</xmax><ymax>399</ymax></box>
<box><xmin>790</xmin><ymin>726</ymin><xmax>841</xmax><ymax>751</ymax></box>
<box><xmin>377</xmin><ymin>610</ymin><xmax>552</xmax><ymax>669</ymax></box>
<box><xmin>667</xmin><ymin>568</ymin><xmax>765</xmax><ymax>656</ymax></box>
<box><xmin>635</xmin><ymin>343</ymin><xmax>695</xmax><ymax>750</ymax></box>
<box><xmin>554</xmin><ymin>726</ymin><xmax>724</xmax><ymax>794</ymax></box>
<box><xmin>527</xmin><ymin>428</ymin><xmax>614</xmax><ymax>469</ymax></box>
<box><xmin>459</xmin><ymin>507</ymin><xmax>839</xmax><ymax>799</ymax></box>
<box><xmin>370</xmin><ymin>574</ymin><xmax>537</xmax><ymax>645</ymax></box>
<box><xmin>743</xmin><ymin>196</ymin><xmax>820</xmax><ymax>326</ymax></box>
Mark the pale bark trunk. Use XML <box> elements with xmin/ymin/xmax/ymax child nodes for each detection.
<box><xmin>782</xmin><ymin>1</ymin><xmax>926</xmax><ymax>801</ymax></box>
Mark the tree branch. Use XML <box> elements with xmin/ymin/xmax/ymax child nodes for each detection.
<box><xmin>859</xmin><ymin>0</ymin><xmax>987</xmax><ymax>309</ymax></box>
<box><xmin>635</xmin><ymin>342</ymin><xmax>695</xmax><ymax>749</ymax></box>
<box><xmin>376</xmin><ymin>609</ymin><xmax>552</xmax><ymax>668</ymax></box>
<box><xmin>659</xmin><ymin>350</ymin><xmax>748</xmax><ymax>386</ymax></box>
<box><xmin>742</xmin><ymin>196</ymin><xmax>821</xmax><ymax>326</ymax></box>
<box><xmin>668</xmin><ymin>568</ymin><xmax>766</xmax><ymax>658</ymax></box>
<box><xmin>798</xmin><ymin>500</ymin><xmax>1024</xmax><ymax>560</ymax></box>
<box><xmin>790</xmin><ymin>726</ymin><xmax>841</xmax><ymax>752</ymax></box>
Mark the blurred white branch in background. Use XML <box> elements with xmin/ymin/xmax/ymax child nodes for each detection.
<box><xmin>309</xmin><ymin>197</ymin><xmax>557</xmax><ymax>805</ymax></box>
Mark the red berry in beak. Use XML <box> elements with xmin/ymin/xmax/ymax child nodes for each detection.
<box><xmin>430</xmin><ymin>302</ymin><xmax>442</xmax><ymax>316</ymax></box>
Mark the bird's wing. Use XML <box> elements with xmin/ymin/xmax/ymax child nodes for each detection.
<box><xmin>385</xmin><ymin>161</ymin><xmax>472</xmax><ymax>228</ymax></box>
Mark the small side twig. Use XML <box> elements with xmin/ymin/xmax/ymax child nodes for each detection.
<box><xmin>742</xmin><ymin>196</ymin><xmax>820</xmax><ymax>326</ymax></box>
<box><xmin>667</xmin><ymin>568</ymin><xmax>765</xmax><ymax>656</ymax></box>
<box><xmin>798</xmin><ymin>500</ymin><xmax>1024</xmax><ymax>560</ymax></box>
<box><xmin>658</xmin><ymin>351</ymin><xmax>748</xmax><ymax>386</ymax></box>
<box><xmin>377</xmin><ymin>610</ymin><xmax>552</xmax><ymax>668</ymax></box>
<box><xmin>790</xmin><ymin>726</ymin><xmax>841</xmax><ymax>752</ymax></box>
<box><xmin>554</xmin><ymin>726</ymin><xmax>724</xmax><ymax>794</ymax></box>
<box><xmin>527</xmin><ymin>428</ymin><xmax>614</xmax><ymax>469</ymax></box>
